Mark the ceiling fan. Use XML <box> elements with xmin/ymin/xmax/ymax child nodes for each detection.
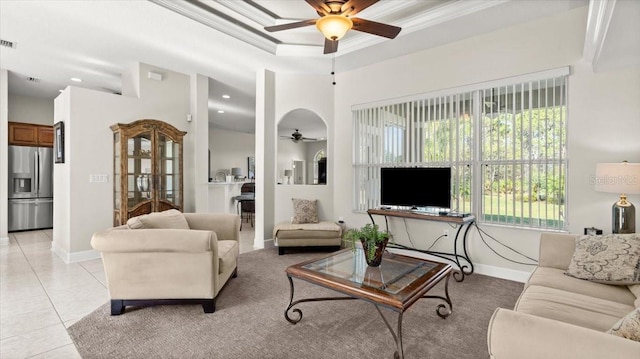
<box><xmin>280</xmin><ymin>129</ymin><xmax>317</xmax><ymax>143</ymax></box>
<box><xmin>264</xmin><ymin>0</ymin><xmax>402</xmax><ymax>54</ymax></box>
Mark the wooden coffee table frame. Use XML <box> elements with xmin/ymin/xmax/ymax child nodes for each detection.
<box><xmin>285</xmin><ymin>249</ymin><xmax>452</xmax><ymax>359</ymax></box>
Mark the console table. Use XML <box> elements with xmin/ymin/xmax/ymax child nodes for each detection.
<box><xmin>367</xmin><ymin>209</ymin><xmax>476</xmax><ymax>282</ymax></box>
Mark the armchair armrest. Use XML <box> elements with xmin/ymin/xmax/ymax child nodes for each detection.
<box><xmin>538</xmin><ymin>232</ymin><xmax>578</xmax><ymax>270</ymax></box>
<box><xmin>488</xmin><ymin>308</ymin><xmax>640</xmax><ymax>359</ymax></box>
<box><xmin>91</xmin><ymin>228</ymin><xmax>217</xmax><ymax>253</ymax></box>
<box><xmin>183</xmin><ymin>213</ymin><xmax>240</xmax><ymax>241</ymax></box>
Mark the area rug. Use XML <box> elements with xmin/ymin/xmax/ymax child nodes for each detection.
<box><xmin>68</xmin><ymin>249</ymin><xmax>523</xmax><ymax>359</ymax></box>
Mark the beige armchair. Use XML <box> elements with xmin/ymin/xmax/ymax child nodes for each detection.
<box><xmin>91</xmin><ymin>211</ymin><xmax>240</xmax><ymax>315</ymax></box>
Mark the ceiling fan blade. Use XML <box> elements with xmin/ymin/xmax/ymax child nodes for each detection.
<box><xmin>265</xmin><ymin>19</ymin><xmax>317</xmax><ymax>32</ymax></box>
<box><xmin>351</xmin><ymin>18</ymin><xmax>401</xmax><ymax>39</ymax></box>
<box><xmin>305</xmin><ymin>0</ymin><xmax>331</xmax><ymax>15</ymax></box>
<box><xmin>341</xmin><ymin>0</ymin><xmax>379</xmax><ymax>16</ymax></box>
<box><xmin>324</xmin><ymin>38</ymin><xmax>339</xmax><ymax>54</ymax></box>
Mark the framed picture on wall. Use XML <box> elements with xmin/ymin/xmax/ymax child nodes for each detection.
<box><xmin>54</xmin><ymin>121</ymin><xmax>64</xmax><ymax>163</ymax></box>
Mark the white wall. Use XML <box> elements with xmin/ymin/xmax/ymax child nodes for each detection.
<box><xmin>277</xmin><ymin>138</ymin><xmax>306</xmax><ymax>183</ymax></box>
<box><xmin>52</xmin><ymin>63</ymin><xmax>192</xmax><ymax>262</ymax></box>
<box><xmin>273</xmin><ymin>73</ymin><xmax>334</xmax><ymax>226</ymax></box>
<box><xmin>254</xmin><ymin>69</ymin><xmax>276</xmax><ymax>248</ymax></box>
<box><xmin>209</xmin><ymin>128</ymin><xmax>255</xmax><ymax>179</ymax></box>
<box><xmin>0</xmin><ymin>69</ymin><xmax>8</xmax><ymax>244</ymax></box>
<box><xmin>332</xmin><ymin>7</ymin><xmax>640</xmax><ymax>277</ymax></box>
<box><xmin>8</xmin><ymin>94</ymin><xmax>53</xmax><ymax>125</ymax></box>
<box><xmin>191</xmin><ymin>74</ymin><xmax>209</xmax><ymax>213</ymax></box>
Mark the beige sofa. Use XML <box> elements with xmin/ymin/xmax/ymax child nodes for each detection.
<box><xmin>487</xmin><ymin>232</ymin><xmax>640</xmax><ymax>358</ymax></box>
<box><xmin>91</xmin><ymin>211</ymin><xmax>240</xmax><ymax>315</ymax></box>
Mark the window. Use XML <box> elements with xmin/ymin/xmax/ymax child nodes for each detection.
<box><xmin>352</xmin><ymin>68</ymin><xmax>568</xmax><ymax>230</ymax></box>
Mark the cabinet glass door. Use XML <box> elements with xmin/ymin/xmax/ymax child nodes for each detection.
<box><xmin>127</xmin><ymin>132</ymin><xmax>153</xmax><ymax>209</ymax></box>
<box><xmin>114</xmin><ymin>132</ymin><xmax>121</xmax><ymax>210</ymax></box>
<box><xmin>157</xmin><ymin>133</ymin><xmax>180</xmax><ymax>207</ymax></box>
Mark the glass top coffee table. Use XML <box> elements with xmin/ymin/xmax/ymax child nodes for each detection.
<box><xmin>285</xmin><ymin>249</ymin><xmax>452</xmax><ymax>359</ymax></box>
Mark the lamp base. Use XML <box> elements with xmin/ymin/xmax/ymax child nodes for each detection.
<box><xmin>612</xmin><ymin>201</ymin><xmax>635</xmax><ymax>234</ymax></box>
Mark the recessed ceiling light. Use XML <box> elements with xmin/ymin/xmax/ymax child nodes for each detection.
<box><xmin>222</xmin><ymin>94</ymin><xmax>230</xmax><ymax>99</ymax></box>
<box><xmin>218</xmin><ymin>110</ymin><xmax>225</xmax><ymax>114</ymax></box>
<box><xmin>71</xmin><ymin>77</ymin><xmax>82</xmax><ymax>82</ymax></box>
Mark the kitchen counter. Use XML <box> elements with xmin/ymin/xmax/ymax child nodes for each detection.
<box><xmin>207</xmin><ymin>181</ymin><xmax>249</xmax><ymax>213</ymax></box>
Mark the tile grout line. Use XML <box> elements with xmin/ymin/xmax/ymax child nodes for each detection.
<box><xmin>13</xmin><ymin>232</ymin><xmax>70</xmax><ymax>344</ymax></box>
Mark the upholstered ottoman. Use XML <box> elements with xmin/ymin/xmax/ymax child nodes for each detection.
<box><xmin>273</xmin><ymin>221</ymin><xmax>343</xmax><ymax>255</ymax></box>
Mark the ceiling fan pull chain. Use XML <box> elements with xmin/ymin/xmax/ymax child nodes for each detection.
<box><xmin>332</xmin><ymin>55</ymin><xmax>336</xmax><ymax>85</ymax></box>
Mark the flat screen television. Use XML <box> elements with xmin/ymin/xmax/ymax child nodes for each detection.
<box><xmin>380</xmin><ymin>167</ymin><xmax>451</xmax><ymax>209</ymax></box>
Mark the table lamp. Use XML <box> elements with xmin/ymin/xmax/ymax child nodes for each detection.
<box><xmin>595</xmin><ymin>161</ymin><xmax>640</xmax><ymax>233</ymax></box>
<box><xmin>231</xmin><ymin>167</ymin><xmax>243</xmax><ymax>181</ymax></box>
<box><xmin>284</xmin><ymin>169</ymin><xmax>292</xmax><ymax>184</ymax></box>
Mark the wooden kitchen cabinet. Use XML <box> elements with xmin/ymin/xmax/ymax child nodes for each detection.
<box><xmin>8</xmin><ymin>122</ymin><xmax>54</xmax><ymax>147</ymax></box>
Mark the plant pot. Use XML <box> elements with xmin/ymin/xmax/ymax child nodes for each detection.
<box><xmin>360</xmin><ymin>237</ymin><xmax>389</xmax><ymax>267</ymax></box>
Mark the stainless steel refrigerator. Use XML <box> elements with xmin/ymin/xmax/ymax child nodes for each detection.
<box><xmin>8</xmin><ymin>145</ymin><xmax>54</xmax><ymax>231</ymax></box>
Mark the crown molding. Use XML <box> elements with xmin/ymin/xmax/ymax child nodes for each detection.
<box><xmin>336</xmin><ymin>0</ymin><xmax>505</xmax><ymax>56</ymax></box>
<box><xmin>149</xmin><ymin>0</ymin><xmax>279</xmax><ymax>54</ymax></box>
<box><xmin>583</xmin><ymin>0</ymin><xmax>617</xmax><ymax>71</ymax></box>
<box><xmin>150</xmin><ymin>0</ymin><xmax>509</xmax><ymax>58</ymax></box>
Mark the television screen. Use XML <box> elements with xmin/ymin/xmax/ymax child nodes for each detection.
<box><xmin>380</xmin><ymin>167</ymin><xmax>451</xmax><ymax>209</ymax></box>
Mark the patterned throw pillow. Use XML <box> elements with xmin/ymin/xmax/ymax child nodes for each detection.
<box><xmin>565</xmin><ymin>234</ymin><xmax>640</xmax><ymax>285</ymax></box>
<box><xmin>291</xmin><ymin>198</ymin><xmax>319</xmax><ymax>224</ymax></box>
<box><xmin>607</xmin><ymin>308</ymin><xmax>640</xmax><ymax>342</ymax></box>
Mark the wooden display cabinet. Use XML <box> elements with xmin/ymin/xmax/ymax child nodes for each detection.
<box><xmin>111</xmin><ymin>119</ymin><xmax>186</xmax><ymax>226</ymax></box>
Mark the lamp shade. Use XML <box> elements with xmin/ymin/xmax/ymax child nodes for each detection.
<box><xmin>316</xmin><ymin>15</ymin><xmax>353</xmax><ymax>41</ymax></box>
<box><xmin>284</xmin><ymin>170</ymin><xmax>293</xmax><ymax>177</ymax></box>
<box><xmin>594</xmin><ymin>162</ymin><xmax>640</xmax><ymax>194</ymax></box>
<box><xmin>231</xmin><ymin>167</ymin><xmax>243</xmax><ymax>176</ymax></box>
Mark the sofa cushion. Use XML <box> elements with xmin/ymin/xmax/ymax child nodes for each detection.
<box><xmin>607</xmin><ymin>308</ymin><xmax>640</xmax><ymax>342</ymax></box>
<box><xmin>527</xmin><ymin>266</ymin><xmax>637</xmax><ymax>305</ymax></box>
<box><xmin>515</xmin><ymin>285</ymin><xmax>635</xmax><ymax>331</ymax></box>
<box><xmin>127</xmin><ymin>209</ymin><xmax>190</xmax><ymax>230</ymax></box>
<box><xmin>291</xmin><ymin>198</ymin><xmax>319</xmax><ymax>224</ymax></box>
<box><xmin>629</xmin><ymin>284</ymin><xmax>640</xmax><ymax>308</ymax></box>
<box><xmin>565</xmin><ymin>234</ymin><xmax>640</xmax><ymax>285</ymax></box>
<box><xmin>274</xmin><ymin>221</ymin><xmax>342</xmax><ymax>239</ymax></box>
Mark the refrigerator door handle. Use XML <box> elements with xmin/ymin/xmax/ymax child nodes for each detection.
<box><xmin>34</xmin><ymin>150</ymin><xmax>40</xmax><ymax>195</ymax></box>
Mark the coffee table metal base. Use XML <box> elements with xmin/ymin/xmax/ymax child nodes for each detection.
<box><xmin>284</xmin><ymin>274</ymin><xmax>452</xmax><ymax>359</ymax></box>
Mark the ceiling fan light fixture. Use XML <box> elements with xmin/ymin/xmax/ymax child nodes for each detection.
<box><xmin>316</xmin><ymin>15</ymin><xmax>353</xmax><ymax>41</ymax></box>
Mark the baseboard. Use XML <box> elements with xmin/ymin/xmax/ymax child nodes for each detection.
<box><xmin>0</xmin><ymin>236</ymin><xmax>9</xmax><ymax>246</ymax></box>
<box><xmin>262</xmin><ymin>238</ymin><xmax>275</xmax><ymax>249</ymax></box>
<box><xmin>473</xmin><ymin>263</ymin><xmax>532</xmax><ymax>283</ymax></box>
<box><xmin>387</xmin><ymin>247</ymin><xmax>531</xmax><ymax>283</ymax></box>
<box><xmin>51</xmin><ymin>242</ymin><xmax>101</xmax><ymax>263</ymax></box>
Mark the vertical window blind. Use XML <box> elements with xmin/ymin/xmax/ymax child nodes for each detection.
<box><xmin>352</xmin><ymin>67</ymin><xmax>569</xmax><ymax>230</ymax></box>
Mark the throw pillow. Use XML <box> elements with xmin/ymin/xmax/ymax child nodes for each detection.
<box><xmin>126</xmin><ymin>209</ymin><xmax>190</xmax><ymax>230</ymax></box>
<box><xmin>565</xmin><ymin>234</ymin><xmax>640</xmax><ymax>285</ymax></box>
<box><xmin>607</xmin><ymin>308</ymin><xmax>640</xmax><ymax>342</ymax></box>
<box><xmin>291</xmin><ymin>198</ymin><xmax>319</xmax><ymax>224</ymax></box>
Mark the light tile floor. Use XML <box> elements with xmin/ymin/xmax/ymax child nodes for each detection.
<box><xmin>0</xmin><ymin>226</ymin><xmax>257</xmax><ymax>358</ymax></box>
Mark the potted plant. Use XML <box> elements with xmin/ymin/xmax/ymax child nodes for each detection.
<box><xmin>343</xmin><ymin>223</ymin><xmax>390</xmax><ymax>267</ymax></box>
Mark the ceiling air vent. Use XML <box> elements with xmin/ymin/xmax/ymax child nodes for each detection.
<box><xmin>27</xmin><ymin>77</ymin><xmax>40</xmax><ymax>83</ymax></box>
<box><xmin>0</xmin><ymin>39</ymin><xmax>17</xmax><ymax>49</ymax></box>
